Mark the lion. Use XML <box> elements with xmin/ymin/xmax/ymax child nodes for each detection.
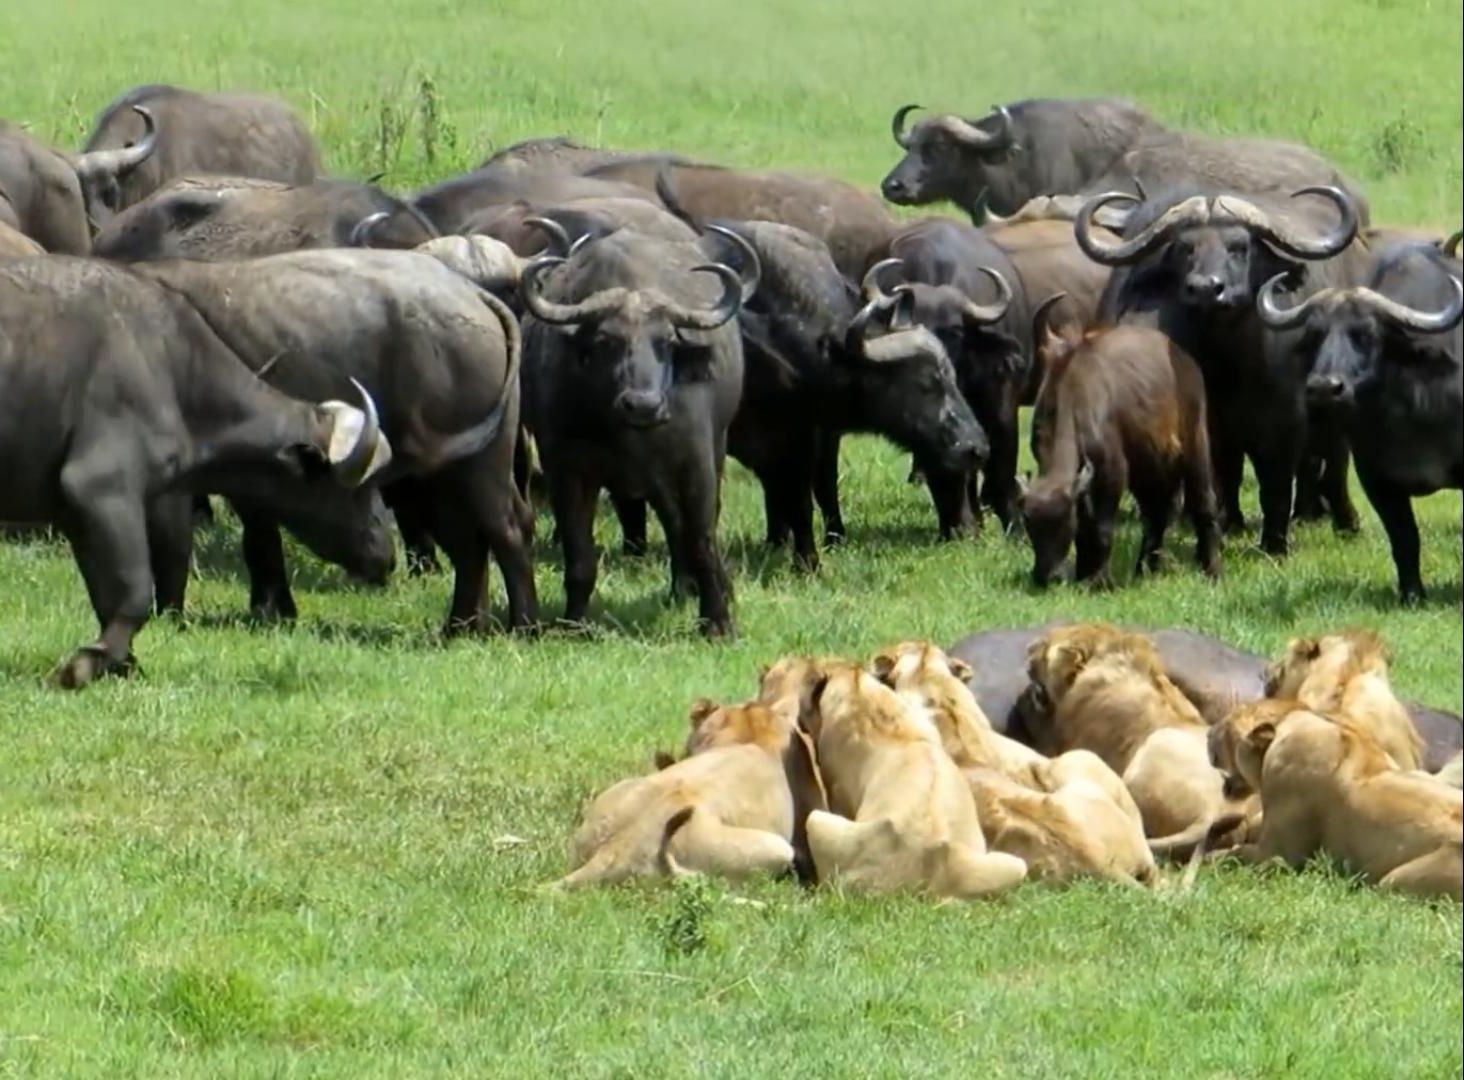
<box><xmin>1209</xmin><ymin>701</ymin><xmax>1463</xmax><ymax>900</ymax></box>
<box><xmin>555</xmin><ymin>696</ymin><xmax>826</xmax><ymax>889</ymax></box>
<box><xmin>1264</xmin><ymin>630</ymin><xmax>1423</xmax><ymax>771</ymax></box>
<box><xmin>872</xmin><ymin>640</ymin><xmax>1050</xmax><ymax>787</ymax></box>
<box><xmin>802</xmin><ymin>662</ymin><xmax>1028</xmax><ymax>899</ymax></box>
<box><xmin>1023</xmin><ymin>623</ymin><xmax>1253</xmax><ymax>856</ymax></box>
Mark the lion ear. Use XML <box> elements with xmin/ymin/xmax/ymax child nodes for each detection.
<box><xmin>756</xmin><ymin>663</ymin><xmax>770</xmax><ymax>683</ymax></box>
<box><xmin>1291</xmin><ymin>636</ymin><xmax>1320</xmax><ymax>661</ymax></box>
<box><xmin>870</xmin><ymin>650</ymin><xmax>897</xmax><ymax>683</ymax></box>
<box><xmin>1247</xmin><ymin>721</ymin><xmax>1277</xmax><ymax>754</ymax></box>
<box><xmin>688</xmin><ymin>698</ymin><xmax>719</xmax><ymax>728</ymax></box>
<box><xmin>948</xmin><ymin>657</ymin><xmax>974</xmax><ymax>682</ymax></box>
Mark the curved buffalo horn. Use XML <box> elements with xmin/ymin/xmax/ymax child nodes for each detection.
<box><xmin>328</xmin><ymin>377</ymin><xmax>389</xmax><ymax>487</ymax></box>
<box><xmin>861</xmin><ymin>256</ymin><xmax>905</xmax><ymax>303</ymax></box>
<box><xmin>704</xmin><ymin>224</ymin><xmax>762</xmax><ymax>304</ymax></box>
<box><xmin>861</xmin><ymin>324</ymin><xmax>946</xmax><ymax>365</ymax></box>
<box><xmin>961</xmin><ymin>266</ymin><xmax>1014</xmax><ymax>325</ymax></box>
<box><xmin>891</xmin><ymin>104</ymin><xmax>922</xmax><ymax>149</ymax></box>
<box><xmin>1218</xmin><ymin>186</ymin><xmax>1359</xmax><ymax>261</ymax></box>
<box><xmin>1075</xmin><ymin>191</ymin><xmax>1201</xmax><ymax>266</ymax></box>
<box><xmin>403</xmin><ymin>202</ymin><xmax>440</xmax><ymax>241</ymax></box>
<box><xmin>1441</xmin><ymin>229</ymin><xmax>1462</xmax><ymax>260</ymax></box>
<box><xmin>1030</xmin><ymin>291</ymin><xmax>1069</xmax><ymax>341</ymax></box>
<box><xmin>524</xmin><ymin>215</ymin><xmax>573</xmax><ymax>256</ymax></box>
<box><xmin>349</xmin><ymin>211</ymin><xmax>391</xmax><ymax>247</ymax></box>
<box><xmin>519</xmin><ymin>254</ymin><xmax>628</xmax><ymax>325</ymax></box>
<box><xmin>74</xmin><ymin>105</ymin><xmax>158</xmax><ymax>179</ymax></box>
<box><xmin>666</xmin><ymin>263</ymin><xmax>744</xmax><ymax>330</ymax></box>
<box><xmin>1364</xmin><ymin>273</ymin><xmax>1464</xmax><ymax>333</ymax></box>
<box><xmin>943</xmin><ymin>104</ymin><xmax>1015</xmax><ymax>151</ymax></box>
<box><xmin>1254</xmin><ymin>273</ymin><xmax>1320</xmax><ymax>330</ymax></box>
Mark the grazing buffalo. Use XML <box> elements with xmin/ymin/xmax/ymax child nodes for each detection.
<box><xmin>1082</xmin><ymin>185</ymin><xmax>1364</xmax><ymax>555</ymax></box>
<box><xmin>863</xmin><ymin>218</ymin><xmax>1032</xmax><ymax>534</ymax></box>
<box><xmin>80</xmin><ymin>85</ymin><xmax>320</xmax><ymax>229</ymax></box>
<box><xmin>586</xmin><ymin>158</ymin><xmax>896</xmax><ymax>281</ymax></box>
<box><xmin>521</xmin><ymin>227</ymin><xmax>745</xmax><ymax>636</ymax></box>
<box><xmin>0</xmin><ymin>257</ymin><xmax>389</xmax><ymax>687</ymax></box>
<box><xmin>93</xmin><ymin>175</ymin><xmax>437</xmax><ymax>261</ymax></box>
<box><xmin>1257</xmin><ymin>242</ymin><xmax>1463</xmax><ymax>602</ymax></box>
<box><xmin>947</xmin><ymin>625</ymin><xmax>1462</xmax><ymax>768</ymax></box>
<box><xmin>883</xmin><ymin>98</ymin><xmax>1369</xmax><ymax>227</ymax></box>
<box><xmin>134</xmin><ymin>251</ymin><xmax>537</xmax><ymax>631</ymax></box>
<box><xmin>1020</xmin><ymin>303</ymin><xmax>1222</xmax><ymax>586</ymax></box>
<box><xmin>0</xmin><ymin>118</ymin><xmax>145</xmax><ymax>253</ymax></box>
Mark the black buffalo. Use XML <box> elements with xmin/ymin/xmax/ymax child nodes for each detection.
<box><xmin>0</xmin><ymin>257</ymin><xmax>389</xmax><ymax>687</ymax></box>
<box><xmin>521</xmin><ymin>227</ymin><xmax>745</xmax><ymax>636</ymax></box>
<box><xmin>1257</xmin><ymin>242</ymin><xmax>1463</xmax><ymax>601</ymax></box>
<box><xmin>133</xmin><ymin>250</ymin><xmax>537</xmax><ymax>632</ymax></box>
<box><xmin>862</xmin><ymin>218</ymin><xmax>1032</xmax><ymax>535</ymax></box>
<box><xmin>1081</xmin><ymin>185</ymin><xmax>1363</xmax><ymax>556</ymax></box>
<box><xmin>80</xmin><ymin>84</ymin><xmax>321</xmax><ymax>230</ymax></box>
<box><xmin>883</xmin><ymin>98</ymin><xmax>1369</xmax><ymax>228</ymax></box>
<box><xmin>93</xmin><ymin>175</ymin><xmax>438</xmax><ymax>261</ymax></box>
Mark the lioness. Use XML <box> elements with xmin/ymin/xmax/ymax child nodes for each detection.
<box><xmin>1210</xmin><ymin>701</ymin><xmax>1463</xmax><ymax>901</ymax></box>
<box><xmin>1265</xmin><ymin>630</ymin><xmax>1423</xmax><ymax>770</ymax></box>
<box><xmin>872</xmin><ymin>640</ymin><xmax>1048</xmax><ymax>787</ymax></box>
<box><xmin>556</xmin><ymin>696</ymin><xmax>826</xmax><ymax>888</ymax></box>
<box><xmin>803</xmin><ymin>662</ymin><xmax>1028</xmax><ymax>899</ymax></box>
<box><xmin>1024</xmin><ymin>623</ymin><xmax>1253</xmax><ymax>854</ymax></box>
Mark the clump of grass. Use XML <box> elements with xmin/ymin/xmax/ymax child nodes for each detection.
<box><xmin>1371</xmin><ymin>115</ymin><xmax>1425</xmax><ymax>176</ymax></box>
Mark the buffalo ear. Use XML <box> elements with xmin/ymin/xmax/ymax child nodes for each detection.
<box><xmin>687</xmin><ymin>698</ymin><xmax>719</xmax><ymax>729</ymax></box>
<box><xmin>167</xmin><ymin>189</ymin><xmax>224</xmax><ymax>231</ymax></box>
<box><xmin>948</xmin><ymin>657</ymin><xmax>975</xmax><ymax>682</ymax></box>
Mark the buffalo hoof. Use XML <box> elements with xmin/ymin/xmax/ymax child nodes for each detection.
<box><xmin>1399</xmin><ymin>584</ymin><xmax>1427</xmax><ymax>607</ymax></box>
<box><xmin>405</xmin><ymin>551</ymin><xmax>441</xmax><ymax>576</ymax></box>
<box><xmin>698</xmin><ymin>616</ymin><xmax>735</xmax><ymax>641</ymax></box>
<box><xmin>51</xmin><ymin>645</ymin><xmax>135</xmax><ymax>690</ymax></box>
<box><xmin>822</xmin><ymin>528</ymin><xmax>847</xmax><ymax>548</ymax></box>
<box><xmin>249</xmin><ymin>596</ymin><xmax>299</xmax><ymax>624</ymax></box>
<box><xmin>622</xmin><ymin>539</ymin><xmax>649</xmax><ymax>559</ymax></box>
<box><xmin>1332</xmin><ymin>513</ymin><xmax>1362</xmax><ymax>537</ymax></box>
<box><xmin>792</xmin><ymin>550</ymin><xmax>820</xmax><ymax>574</ymax></box>
<box><xmin>1259</xmin><ymin>536</ymin><xmax>1289</xmax><ymax>559</ymax></box>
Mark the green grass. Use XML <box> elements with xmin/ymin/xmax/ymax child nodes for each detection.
<box><xmin>2</xmin><ymin>1</ymin><xmax>1463</xmax><ymax>1076</ymax></box>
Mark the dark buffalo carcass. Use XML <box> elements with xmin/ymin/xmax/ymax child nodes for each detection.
<box><xmin>93</xmin><ymin>175</ymin><xmax>437</xmax><ymax>261</ymax></box>
<box><xmin>1256</xmin><ymin>241</ymin><xmax>1463</xmax><ymax>602</ymax></box>
<box><xmin>1081</xmin><ymin>185</ymin><xmax>1364</xmax><ymax>556</ymax></box>
<box><xmin>520</xmin><ymin>228</ymin><xmax>745</xmax><ymax>636</ymax></box>
<box><xmin>0</xmin><ymin>120</ymin><xmax>103</xmax><ymax>253</ymax></box>
<box><xmin>883</xmin><ymin>98</ymin><xmax>1369</xmax><ymax>227</ymax></box>
<box><xmin>133</xmin><ymin>250</ymin><xmax>537</xmax><ymax>631</ymax></box>
<box><xmin>80</xmin><ymin>85</ymin><xmax>320</xmax><ymax>229</ymax></box>
<box><xmin>586</xmin><ymin>158</ymin><xmax>896</xmax><ymax>281</ymax></box>
<box><xmin>0</xmin><ymin>256</ymin><xmax>390</xmax><ymax>687</ymax></box>
<box><xmin>862</xmin><ymin>218</ymin><xmax>1032</xmax><ymax>534</ymax></box>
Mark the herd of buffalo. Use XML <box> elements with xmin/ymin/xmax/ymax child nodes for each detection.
<box><xmin>1</xmin><ymin>85</ymin><xmax>1461</xmax><ymax>686</ymax></box>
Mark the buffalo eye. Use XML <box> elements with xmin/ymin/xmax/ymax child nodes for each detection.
<box><xmin>1225</xmin><ymin>240</ymin><xmax>1247</xmax><ymax>256</ymax></box>
<box><xmin>1347</xmin><ymin>324</ymin><xmax>1374</xmax><ymax>349</ymax></box>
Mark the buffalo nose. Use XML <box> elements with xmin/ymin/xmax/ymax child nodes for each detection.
<box><xmin>1184</xmin><ymin>276</ymin><xmax>1226</xmax><ymax>303</ymax></box>
<box><xmin>614</xmin><ymin>390</ymin><xmax>669</xmax><ymax>427</ymax></box>
<box><xmin>1307</xmin><ymin>375</ymin><xmax>1346</xmax><ymax>400</ymax></box>
<box><xmin>881</xmin><ymin>176</ymin><xmax>907</xmax><ymax>201</ymax></box>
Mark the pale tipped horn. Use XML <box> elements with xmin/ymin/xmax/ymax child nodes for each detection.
<box><xmin>1076</xmin><ymin>192</ymin><xmax>1201</xmax><ymax>266</ymax></box>
<box><xmin>1216</xmin><ymin>186</ymin><xmax>1359</xmax><ymax>261</ymax></box>
<box><xmin>1356</xmin><ymin>275</ymin><xmax>1464</xmax><ymax>334</ymax></box>
<box><xmin>524</xmin><ymin>215</ymin><xmax>573</xmax><ymax>256</ymax></box>
<box><xmin>941</xmin><ymin>104</ymin><xmax>1015</xmax><ymax>151</ymax></box>
<box><xmin>861</xmin><ymin>256</ymin><xmax>904</xmax><ymax>303</ymax></box>
<box><xmin>704</xmin><ymin>224</ymin><xmax>762</xmax><ymax>304</ymax></box>
<box><xmin>1255</xmin><ymin>273</ymin><xmax>1324</xmax><ymax>330</ymax></box>
<box><xmin>960</xmin><ymin>266</ymin><xmax>1013</xmax><ymax>325</ymax></box>
<box><xmin>519</xmin><ymin>255</ymin><xmax>628</xmax><ymax>325</ymax></box>
<box><xmin>74</xmin><ymin>105</ymin><xmax>158</xmax><ymax>179</ymax></box>
<box><xmin>666</xmin><ymin>263</ymin><xmax>744</xmax><ymax>330</ymax></box>
<box><xmin>349</xmin><ymin>211</ymin><xmax>391</xmax><ymax>247</ymax></box>
<box><xmin>326</xmin><ymin>377</ymin><xmax>390</xmax><ymax>487</ymax></box>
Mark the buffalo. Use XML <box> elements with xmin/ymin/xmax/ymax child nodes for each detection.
<box><xmin>883</xmin><ymin>98</ymin><xmax>1369</xmax><ymax>228</ymax></box>
<box><xmin>80</xmin><ymin>84</ymin><xmax>320</xmax><ymax>230</ymax></box>
<box><xmin>0</xmin><ymin>257</ymin><xmax>390</xmax><ymax>687</ymax></box>
<box><xmin>1081</xmin><ymin>185</ymin><xmax>1364</xmax><ymax>556</ymax></box>
<box><xmin>521</xmin><ymin>227</ymin><xmax>745</xmax><ymax>636</ymax></box>
<box><xmin>131</xmin><ymin>250</ymin><xmax>537</xmax><ymax>632</ymax></box>
<box><xmin>1257</xmin><ymin>241</ymin><xmax>1463</xmax><ymax>602</ymax></box>
<box><xmin>93</xmin><ymin>175</ymin><xmax>438</xmax><ymax>262</ymax></box>
<box><xmin>862</xmin><ymin>218</ymin><xmax>1032</xmax><ymax>534</ymax></box>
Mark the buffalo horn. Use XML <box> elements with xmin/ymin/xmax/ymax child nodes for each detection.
<box><xmin>667</xmin><ymin>263</ymin><xmax>744</xmax><ymax>330</ymax></box>
<box><xmin>349</xmin><ymin>211</ymin><xmax>391</xmax><ymax>247</ymax></box>
<box><xmin>327</xmin><ymin>378</ymin><xmax>390</xmax><ymax>487</ymax></box>
<box><xmin>961</xmin><ymin>266</ymin><xmax>1013</xmax><ymax>325</ymax></box>
<box><xmin>704</xmin><ymin>224</ymin><xmax>762</xmax><ymax>304</ymax></box>
<box><xmin>73</xmin><ymin>105</ymin><xmax>158</xmax><ymax>179</ymax></box>
<box><xmin>1075</xmin><ymin>192</ymin><xmax>1200</xmax><ymax>266</ymax></box>
<box><xmin>891</xmin><ymin>104</ymin><xmax>922</xmax><ymax>149</ymax></box>
<box><xmin>519</xmin><ymin>255</ymin><xmax>628</xmax><ymax>325</ymax></box>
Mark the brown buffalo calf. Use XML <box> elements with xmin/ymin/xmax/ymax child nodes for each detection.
<box><xmin>1019</xmin><ymin>303</ymin><xmax>1222</xmax><ymax>586</ymax></box>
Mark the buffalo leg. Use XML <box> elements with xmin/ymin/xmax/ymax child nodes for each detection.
<box><xmin>979</xmin><ymin>401</ymin><xmax>1020</xmax><ymax>533</ymax></box>
<box><xmin>761</xmin><ymin>479</ymin><xmax>790</xmax><ymax>549</ymax></box>
<box><xmin>552</xmin><ymin>473</ymin><xmax>601</xmax><ymax>626</ymax></box>
<box><xmin>1253</xmin><ymin>452</ymin><xmax>1296</xmax><ymax>558</ymax></box>
<box><xmin>662</xmin><ymin>464</ymin><xmax>733</xmax><ymax>638</ymax></box>
<box><xmin>1319</xmin><ymin>438</ymin><xmax>1360</xmax><ymax>535</ymax></box>
<box><xmin>426</xmin><ymin>477</ymin><xmax>491</xmax><ymax>636</ymax></box>
<box><xmin>610</xmin><ymin>494</ymin><xmax>649</xmax><ymax>558</ymax></box>
<box><xmin>148</xmin><ymin>493</ymin><xmax>195</xmax><ymax>616</ymax></box>
<box><xmin>1211</xmin><ymin>420</ymin><xmax>1246</xmax><ymax>534</ymax></box>
<box><xmin>1182</xmin><ymin>447</ymin><xmax>1224</xmax><ymax>579</ymax></box>
<box><xmin>1133</xmin><ymin>486</ymin><xmax>1174</xmax><ymax>578</ymax></box>
<box><xmin>1293</xmin><ymin>452</ymin><xmax>1326</xmax><ymax>522</ymax></box>
<box><xmin>191</xmin><ymin>494</ymin><xmax>215</xmax><ymax>527</ymax></box>
<box><xmin>234</xmin><ymin>506</ymin><xmax>298</xmax><ymax>621</ymax></box>
<box><xmin>391</xmin><ymin>486</ymin><xmax>441</xmax><ymax>576</ymax></box>
<box><xmin>1355</xmin><ymin>462</ymin><xmax>1425</xmax><ymax>604</ymax></box>
<box><xmin>813</xmin><ymin>428</ymin><xmax>846</xmax><ymax>546</ymax></box>
<box><xmin>463</xmin><ymin>457</ymin><xmax>539</xmax><ymax>632</ymax></box>
<box><xmin>54</xmin><ymin>475</ymin><xmax>154</xmax><ymax>688</ymax></box>
<box><xmin>1075</xmin><ymin>482</ymin><xmax>1121</xmax><ymax>587</ymax></box>
<box><xmin>758</xmin><ymin>438</ymin><xmax>818</xmax><ymax>571</ymax></box>
<box><xmin>925</xmin><ymin>466</ymin><xmax>977</xmax><ymax>541</ymax></box>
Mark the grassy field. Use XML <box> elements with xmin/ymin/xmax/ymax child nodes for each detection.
<box><xmin>3</xmin><ymin>0</ymin><xmax>1463</xmax><ymax>1076</ymax></box>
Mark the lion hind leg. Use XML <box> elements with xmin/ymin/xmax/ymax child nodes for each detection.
<box><xmin>1379</xmin><ymin>843</ymin><xmax>1463</xmax><ymax>902</ymax></box>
